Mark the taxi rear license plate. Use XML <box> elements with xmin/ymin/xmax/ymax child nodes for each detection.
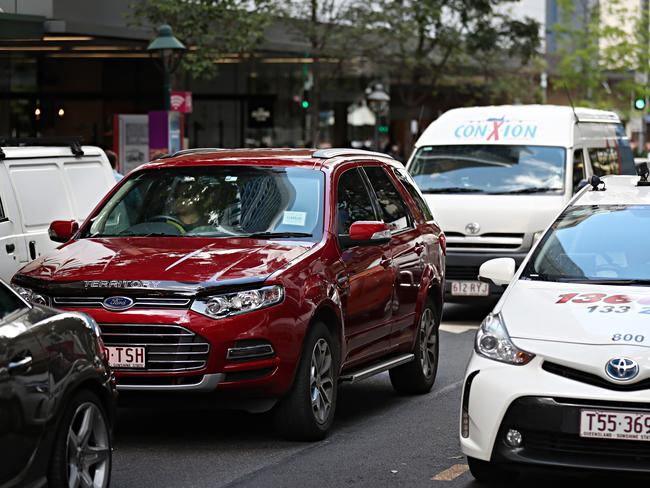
<box><xmin>107</xmin><ymin>346</ymin><xmax>145</xmax><ymax>369</ymax></box>
<box><xmin>451</xmin><ymin>281</ymin><xmax>489</xmax><ymax>296</ymax></box>
<box><xmin>580</xmin><ymin>409</ymin><xmax>650</xmax><ymax>441</ymax></box>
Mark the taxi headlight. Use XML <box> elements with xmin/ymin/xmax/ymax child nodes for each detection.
<box><xmin>475</xmin><ymin>313</ymin><xmax>534</xmax><ymax>365</ymax></box>
<box><xmin>533</xmin><ymin>231</ymin><xmax>544</xmax><ymax>243</ymax></box>
<box><xmin>11</xmin><ymin>284</ymin><xmax>48</xmax><ymax>306</ymax></box>
<box><xmin>191</xmin><ymin>285</ymin><xmax>284</xmax><ymax>319</ymax></box>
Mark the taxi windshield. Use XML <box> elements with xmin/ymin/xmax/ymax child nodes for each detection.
<box><xmin>409</xmin><ymin>145</ymin><xmax>566</xmax><ymax>194</ymax></box>
<box><xmin>83</xmin><ymin>166</ymin><xmax>324</xmax><ymax>240</ymax></box>
<box><xmin>523</xmin><ymin>205</ymin><xmax>650</xmax><ymax>283</ymax></box>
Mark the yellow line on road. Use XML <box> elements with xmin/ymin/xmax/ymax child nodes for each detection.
<box><xmin>431</xmin><ymin>464</ymin><xmax>469</xmax><ymax>481</ymax></box>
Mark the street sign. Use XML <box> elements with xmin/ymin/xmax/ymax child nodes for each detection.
<box><xmin>247</xmin><ymin>99</ymin><xmax>274</xmax><ymax>128</ymax></box>
<box><xmin>170</xmin><ymin>91</ymin><xmax>193</xmax><ymax>113</ymax></box>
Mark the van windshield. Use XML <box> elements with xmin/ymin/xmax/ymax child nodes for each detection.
<box><xmin>409</xmin><ymin>145</ymin><xmax>566</xmax><ymax>195</ymax></box>
<box><xmin>82</xmin><ymin>166</ymin><xmax>324</xmax><ymax>240</ymax></box>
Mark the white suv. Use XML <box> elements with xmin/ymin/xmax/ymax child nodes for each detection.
<box><xmin>461</xmin><ymin>171</ymin><xmax>650</xmax><ymax>481</ymax></box>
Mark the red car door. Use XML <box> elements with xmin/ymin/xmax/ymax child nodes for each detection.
<box><xmin>335</xmin><ymin>167</ymin><xmax>394</xmax><ymax>367</ymax></box>
<box><xmin>362</xmin><ymin>165</ymin><xmax>425</xmax><ymax>345</ymax></box>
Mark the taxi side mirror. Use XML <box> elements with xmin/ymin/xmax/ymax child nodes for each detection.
<box><xmin>49</xmin><ymin>220</ymin><xmax>79</xmax><ymax>243</ymax></box>
<box><xmin>479</xmin><ymin>258</ymin><xmax>516</xmax><ymax>287</ymax></box>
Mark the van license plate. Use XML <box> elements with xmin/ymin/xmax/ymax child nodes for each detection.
<box><xmin>451</xmin><ymin>281</ymin><xmax>489</xmax><ymax>296</ymax></box>
<box><xmin>107</xmin><ymin>346</ymin><xmax>146</xmax><ymax>369</ymax></box>
<box><xmin>580</xmin><ymin>409</ymin><xmax>650</xmax><ymax>441</ymax></box>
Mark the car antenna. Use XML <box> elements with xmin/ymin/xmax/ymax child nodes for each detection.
<box><xmin>590</xmin><ymin>175</ymin><xmax>606</xmax><ymax>191</ymax></box>
<box><xmin>564</xmin><ymin>83</ymin><xmax>579</xmax><ymax>125</ymax></box>
<box><xmin>637</xmin><ymin>161</ymin><xmax>650</xmax><ymax>186</ymax></box>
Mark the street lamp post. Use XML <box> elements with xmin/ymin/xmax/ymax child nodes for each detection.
<box><xmin>147</xmin><ymin>24</ymin><xmax>187</xmax><ymax>111</ymax></box>
<box><xmin>366</xmin><ymin>83</ymin><xmax>390</xmax><ymax>152</ymax></box>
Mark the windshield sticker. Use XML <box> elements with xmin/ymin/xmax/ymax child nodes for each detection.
<box><xmin>453</xmin><ymin>117</ymin><xmax>538</xmax><ymax>141</ymax></box>
<box><xmin>282</xmin><ymin>211</ymin><xmax>307</xmax><ymax>226</ymax></box>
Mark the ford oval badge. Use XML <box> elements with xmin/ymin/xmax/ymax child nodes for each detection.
<box><xmin>102</xmin><ymin>296</ymin><xmax>134</xmax><ymax>312</ymax></box>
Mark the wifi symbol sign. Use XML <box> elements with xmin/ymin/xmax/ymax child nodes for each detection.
<box><xmin>169</xmin><ymin>91</ymin><xmax>192</xmax><ymax>112</ymax></box>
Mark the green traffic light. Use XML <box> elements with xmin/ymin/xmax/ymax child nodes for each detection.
<box><xmin>634</xmin><ymin>97</ymin><xmax>647</xmax><ymax>110</ymax></box>
<box><xmin>301</xmin><ymin>100</ymin><xmax>309</xmax><ymax>109</ymax></box>
<box><xmin>378</xmin><ymin>125</ymin><xmax>389</xmax><ymax>133</ymax></box>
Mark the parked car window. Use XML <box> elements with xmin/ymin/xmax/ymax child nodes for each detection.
<box><xmin>393</xmin><ymin>167</ymin><xmax>434</xmax><ymax>221</ymax></box>
<box><xmin>0</xmin><ymin>285</ymin><xmax>28</xmax><ymax>334</ymax></box>
<box><xmin>579</xmin><ymin>122</ymin><xmax>635</xmax><ymax>176</ymax></box>
<box><xmin>588</xmin><ymin>147</ymin><xmax>624</xmax><ymax>177</ymax></box>
<box><xmin>572</xmin><ymin>149</ymin><xmax>585</xmax><ymax>191</ymax></box>
<box><xmin>336</xmin><ymin>168</ymin><xmax>377</xmax><ymax>235</ymax></box>
<box><xmin>363</xmin><ymin>166</ymin><xmax>412</xmax><ymax>232</ymax></box>
<box><xmin>84</xmin><ymin>166</ymin><xmax>325</xmax><ymax>240</ymax></box>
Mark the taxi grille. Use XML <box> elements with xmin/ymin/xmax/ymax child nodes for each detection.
<box><xmin>54</xmin><ymin>296</ymin><xmax>191</xmax><ymax>309</ymax></box>
<box><xmin>99</xmin><ymin>323</ymin><xmax>210</xmax><ymax>372</ymax></box>
<box><xmin>543</xmin><ymin>361</ymin><xmax>650</xmax><ymax>392</ymax></box>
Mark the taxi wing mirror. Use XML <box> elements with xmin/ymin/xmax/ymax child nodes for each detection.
<box><xmin>340</xmin><ymin>221</ymin><xmax>390</xmax><ymax>248</ymax></box>
<box><xmin>479</xmin><ymin>258</ymin><xmax>516</xmax><ymax>287</ymax></box>
<box><xmin>49</xmin><ymin>220</ymin><xmax>79</xmax><ymax>243</ymax></box>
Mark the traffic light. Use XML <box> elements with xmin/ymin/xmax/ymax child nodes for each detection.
<box><xmin>634</xmin><ymin>96</ymin><xmax>647</xmax><ymax>111</ymax></box>
<box><xmin>301</xmin><ymin>90</ymin><xmax>310</xmax><ymax>109</ymax></box>
<box><xmin>378</xmin><ymin>125</ymin><xmax>389</xmax><ymax>134</ymax></box>
<box><xmin>301</xmin><ymin>99</ymin><xmax>310</xmax><ymax>109</ymax></box>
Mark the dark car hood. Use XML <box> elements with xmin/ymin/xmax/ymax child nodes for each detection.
<box><xmin>16</xmin><ymin>237</ymin><xmax>314</xmax><ymax>289</ymax></box>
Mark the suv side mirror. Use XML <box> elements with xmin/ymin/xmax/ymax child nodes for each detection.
<box><xmin>340</xmin><ymin>221</ymin><xmax>390</xmax><ymax>248</ymax></box>
<box><xmin>49</xmin><ymin>220</ymin><xmax>79</xmax><ymax>243</ymax></box>
<box><xmin>478</xmin><ymin>258</ymin><xmax>516</xmax><ymax>287</ymax></box>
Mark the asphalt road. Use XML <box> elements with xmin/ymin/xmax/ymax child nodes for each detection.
<box><xmin>110</xmin><ymin>304</ymin><xmax>642</xmax><ymax>487</ymax></box>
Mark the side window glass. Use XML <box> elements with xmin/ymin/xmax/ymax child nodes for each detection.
<box><xmin>393</xmin><ymin>168</ymin><xmax>433</xmax><ymax>221</ymax></box>
<box><xmin>0</xmin><ymin>197</ymin><xmax>6</xmax><ymax>221</ymax></box>
<box><xmin>363</xmin><ymin>166</ymin><xmax>412</xmax><ymax>232</ymax></box>
<box><xmin>588</xmin><ymin>147</ymin><xmax>621</xmax><ymax>177</ymax></box>
<box><xmin>336</xmin><ymin>169</ymin><xmax>377</xmax><ymax>235</ymax></box>
<box><xmin>572</xmin><ymin>149</ymin><xmax>585</xmax><ymax>191</ymax></box>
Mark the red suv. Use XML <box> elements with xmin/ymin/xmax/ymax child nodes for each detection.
<box><xmin>12</xmin><ymin>148</ymin><xmax>445</xmax><ymax>440</ymax></box>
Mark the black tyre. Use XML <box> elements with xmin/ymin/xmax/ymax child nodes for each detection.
<box><xmin>48</xmin><ymin>390</ymin><xmax>112</xmax><ymax>488</ymax></box>
<box><xmin>467</xmin><ymin>457</ymin><xmax>513</xmax><ymax>484</ymax></box>
<box><xmin>274</xmin><ymin>321</ymin><xmax>338</xmax><ymax>441</ymax></box>
<box><xmin>389</xmin><ymin>298</ymin><xmax>439</xmax><ymax>394</ymax></box>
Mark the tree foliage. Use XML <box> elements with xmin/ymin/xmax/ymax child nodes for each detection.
<box><xmin>351</xmin><ymin>0</ymin><xmax>542</xmax><ymax>110</ymax></box>
<box><xmin>129</xmin><ymin>0</ymin><xmax>275</xmax><ymax>79</ymax></box>
<box><xmin>554</xmin><ymin>0</ymin><xmax>648</xmax><ymax>108</ymax></box>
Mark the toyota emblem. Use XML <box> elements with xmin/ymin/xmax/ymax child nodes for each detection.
<box><xmin>605</xmin><ymin>357</ymin><xmax>639</xmax><ymax>382</ymax></box>
<box><xmin>465</xmin><ymin>222</ymin><xmax>480</xmax><ymax>235</ymax></box>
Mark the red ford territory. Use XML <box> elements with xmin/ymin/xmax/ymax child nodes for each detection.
<box><xmin>12</xmin><ymin>148</ymin><xmax>445</xmax><ymax>440</ymax></box>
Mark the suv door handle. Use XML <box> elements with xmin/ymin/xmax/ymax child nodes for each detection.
<box><xmin>379</xmin><ymin>256</ymin><xmax>391</xmax><ymax>268</ymax></box>
<box><xmin>414</xmin><ymin>242</ymin><xmax>425</xmax><ymax>255</ymax></box>
<box><xmin>29</xmin><ymin>240</ymin><xmax>36</xmax><ymax>260</ymax></box>
<box><xmin>5</xmin><ymin>243</ymin><xmax>14</xmax><ymax>254</ymax></box>
<box><xmin>8</xmin><ymin>355</ymin><xmax>32</xmax><ymax>373</ymax></box>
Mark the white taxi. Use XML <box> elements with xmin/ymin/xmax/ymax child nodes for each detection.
<box><xmin>461</xmin><ymin>171</ymin><xmax>650</xmax><ymax>481</ymax></box>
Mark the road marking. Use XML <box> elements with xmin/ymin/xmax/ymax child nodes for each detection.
<box><xmin>440</xmin><ymin>324</ymin><xmax>479</xmax><ymax>334</ymax></box>
<box><xmin>431</xmin><ymin>464</ymin><xmax>469</xmax><ymax>481</ymax></box>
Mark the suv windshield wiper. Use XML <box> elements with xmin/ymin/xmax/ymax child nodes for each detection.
<box><xmin>491</xmin><ymin>187</ymin><xmax>561</xmax><ymax>195</ymax></box>
<box><xmin>421</xmin><ymin>187</ymin><xmax>484</xmax><ymax>194</ymax></box>
<box><xmin>246</xmin><ymin>232</ymin><xmax>313</xmax><ymax>239</ymax></box>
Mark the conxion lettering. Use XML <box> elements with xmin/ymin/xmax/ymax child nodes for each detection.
<box><xmin>454</xmin><ymin>120</ymin><xmax>538</xmax><ymax>141</ymax></box>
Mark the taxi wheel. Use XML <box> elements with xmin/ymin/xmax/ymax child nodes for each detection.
<box><xmin>274</xmin><ymin>321</ymin><xmax>338</xmax><ymax>441</ymax></box>
<box><xmin>467</xmin><ymin>457</ymin><xmax>513</xmax><ymax>483</ymax></box>
<box><xmin>48</xmin><ymin>390</ymin><xmax>112</xmax><ymax>488</ymax></box>
<box><xmin>389</xmin><ymin>298</ymin><xmax>438</xmax><ymax>394</ymax></box>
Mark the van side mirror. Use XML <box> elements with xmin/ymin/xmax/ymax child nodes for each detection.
<box><xmin>340</xmin><ymin>221</ymin><xmax>390</xmax><ymax>248</ymax></box>
<box><xmin>478</xmin><ymin>258</ymin><xmax>516</xmax><ymax>287</ymax></box>
<box><xmin>49</xmin><ymin>220</ymin><xmax>79</xmax><ymax>243</ymax></box>
<box><xmin>575</xmin><ymin>179</ymin><xmax>589</xmax><ymax>192</ymax></box>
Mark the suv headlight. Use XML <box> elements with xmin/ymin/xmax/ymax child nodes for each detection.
<box><xmin>475</xmin><ymin>313</ymin><xmax>534</xmax><ymax>365</ymax></box>
<box><xmin>11</xmin><ymin>284</ymin><xmax>48</xmax><ymax>306</ymax></box>
<box><xmin>191</xmin><ymin>285</ymin><xmax>284</xmax><ymax>319</ymax></box>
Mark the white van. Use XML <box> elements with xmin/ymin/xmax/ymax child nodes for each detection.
<box><xmin>406</xmin><ymin>105</ymin><xmax>636</xmax><ymax>302</ymax></box>
<box><xmin>0</xmin><ymin>141</ymin><xmax>115</xmax><ymax>281</ymax></box>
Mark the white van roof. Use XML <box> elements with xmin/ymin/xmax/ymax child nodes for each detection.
<box><xmin>416</xmin><ymin>104</ymin><xmax>621</xmax><ymax>148</ymax></box>
<box><xmin>0</xmin><ymin>145</ymin><xmax>104</xmax><ymax>160</ymax></box>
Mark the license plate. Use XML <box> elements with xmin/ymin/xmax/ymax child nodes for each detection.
<box><xmin>107</xmin><ymin>346</ymin><xmax>146</xmax><ymax>369</ymax></box>
<box><xmin>450</xmin><ymin>281</ymin><xmax>489</xmax><ymax>296</ymax></box>
<box><xmin>580</xmin><ymin>409</ymin><xmax>650</xmax><ymax>441</ymax></box>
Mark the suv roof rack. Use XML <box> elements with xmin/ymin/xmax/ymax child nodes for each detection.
<box><xmin>312</xmin><ymin>148</ymin><xmax>394</xmax><ymax>160</ymax></box>
<box><xmin>155</xmin><ymin>148</ymin><xmax>226</xmax><ymax>160</ymax></box>
<box><xmin>0</xmin><ymin>137</ymin><xmax>84</xmax><ymax>159</ymax></box>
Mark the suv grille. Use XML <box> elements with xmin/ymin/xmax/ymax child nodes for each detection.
<box><xmin>54</xmin><ymin>296</ymin><xmax>191</xmax><ymax>309</ymax></box>
<box><xmin>99</xmin><ymin>323</ymin><xmax>210</xmax><ymax>372</ymax></box>
<box><xmin>445</xmin><ymin>265</ymin><xmax>480</xmax><ymax>281</ymax></box>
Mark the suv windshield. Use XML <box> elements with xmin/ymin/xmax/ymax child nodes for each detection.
<box><xmin>409</xmin><ymin>145</ymin><xmax>566</xmax><ymax>194</ymax></box>
<box><xmin>83</xmin><ymin>166</ymin><xmax>324</xmax><ymax>240</ymax></box>
<box><xmin>523</xmin><ymin>205</ymin><xmax>650</xmax><ymax>283</ymax></box>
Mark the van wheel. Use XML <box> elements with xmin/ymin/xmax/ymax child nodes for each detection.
<box><xmin>274</xmin><ymin>321</ymin><xmax>338</xmax><ymax>441</ymax></box>
<box><xmin>48</xmin><ymin>390</ymin><xmax>112</xmax><ymax>488</ymax></box>
<box><xmin>390</xmin><ymin>298</ymin><xmax>438</xmax><ymax>394</ymax></box>
<box><xmin>467</xmin><ymin>457</ymin><xmax>513</xmax><ymax>483</ymax></box>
